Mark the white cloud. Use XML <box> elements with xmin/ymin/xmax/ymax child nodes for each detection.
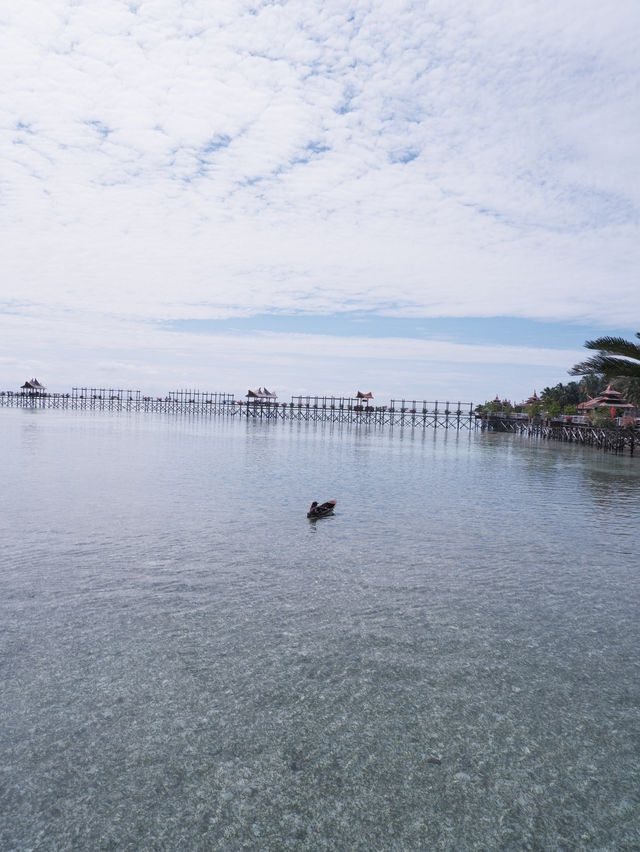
<box><xmin>1</xmin><ymin>0</ymin><xmax>639</xmax><ymax>395</ymax></box>
<box><xmin>0</xmin><ymin>307</ymin><xmax>584</xmax><ymax>403</ymax></box>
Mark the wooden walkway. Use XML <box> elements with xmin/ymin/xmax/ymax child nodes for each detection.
<box><xmin>2</xmin><ymin>390</ymin><xmax>637</xmax><ymax>452</ymax></box>
<box><xmin>0</xmin><ymin>389</ymin><xmax>477</xmax><ymax>430</ymax></box>
<box><xmin>481</xmin><ymin>416</ymin><xmax>638</xmax><ymax>455</ymax></box>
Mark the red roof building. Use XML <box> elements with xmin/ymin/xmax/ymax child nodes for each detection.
<box><xmin>577</xmin><ymin>384</ymin><xmax>634</xmax><ymax>412</ymax></box>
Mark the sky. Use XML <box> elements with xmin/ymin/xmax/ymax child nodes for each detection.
<box><xmin>1</xmin><ymin>0</ymin><xmax>639</xmax><ymax>405</ymax></box>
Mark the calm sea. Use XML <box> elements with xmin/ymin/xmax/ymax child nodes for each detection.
<box><xmin>1</xmin><ymin>407</ymin><xmax>639</xmax><ymax>851</ymax></box>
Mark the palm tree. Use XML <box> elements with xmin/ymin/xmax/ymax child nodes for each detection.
<box><xmin>577</xmin><ymin>374</ymin><xmax>607</xmax><ymax>401</ymax></box>
<box><xmin>570</xmin><ymin>332</ymin><xmax>640</xmax><ymax>406</ymax></box>
<box><xmin>614</xmin><ymin>377</ymin><xmax>640</xmax><ymax>407</ymax></box>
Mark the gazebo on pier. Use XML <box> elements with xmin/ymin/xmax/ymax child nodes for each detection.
<box><xmin>354</xmin><ymin>390</ymin><xmax>373</xmax><ymax>411</ymax></box>
<box><xmin>246</xmin><ymin>386</ymin><xmax>277</xmax><ymax>402</ymax></box>
<box><xmin>577</xmin><ymin>384</ymin><xmax>635</xmax><ymax>416</ymax></box>
<box><xmin>21</xmin><ymin>378</ymin><xmax>46</xmax><ymax>394</ymax></box>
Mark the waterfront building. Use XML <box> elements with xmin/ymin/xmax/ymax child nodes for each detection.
<box><xmin>20</xmin><ymin>378</ymin><xmax>46</xmax><ymax>393</ymax></box>
<box><xmin>246</xmin><ymin>387</ymin><xmax>277</xmax><ymax>401</ymax></box>
<box><xmin>577</xmin><ymin>384</ymin><xmax>635</xmax><ymax>415</ymax></box>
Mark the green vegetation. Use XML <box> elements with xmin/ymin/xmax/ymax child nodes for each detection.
<box><xmin>616</xmin><ymin>378</ymin><xmax>640</xmax><ymax>408</ymax></box>
<box><xmin>570</xmin><ymin>332</ymin><xmax>640</xmax><ymax>406</ymax></box>
<box><xmin>477</xmin><ymin>333</ymin><xmax>640</xmax><ymax>419</ymax></box>
<box><xmin>589</xmin><ymin>407</ymin><xmax>619</xmax><ymax>427</ymax></box>
<box><xmin>540</xmin><ymin>381</ymin><xmax>590</xmax><ymax>410</ymax></box>
<box><xmin>474</xmin><ymin>399</ymin><xmax>512</xmax><ymax>416</ymax></box>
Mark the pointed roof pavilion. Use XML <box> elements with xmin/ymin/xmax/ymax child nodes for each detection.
<box><xmin>246</xmin><ymin>386</ymin><xmax>277</xmax><ymax>400</ymax></box>
<box><xmin>21</xmin><ymin>378</ymin><xmax>46</xmax><ymax>391</ymax></box>
<box><xmin>577</xmin><ymin>384</ymin><xmax>634</xmax><ymax>411</ymax></box>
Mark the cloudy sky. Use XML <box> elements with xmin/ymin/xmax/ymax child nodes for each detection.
<box><xmin>2</xmin><ymin>0</ymin><xmax>639</xmax><ymax>404</ymax></box>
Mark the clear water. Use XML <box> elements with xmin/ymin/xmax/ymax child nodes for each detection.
<box><xmin>1</xmin><ymin>408</ymin><xmax>639</xmax><ymax>851</ymax></box>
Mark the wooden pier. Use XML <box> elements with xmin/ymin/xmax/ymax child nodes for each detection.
<box><xmin>1</xmin><ymin>388</ymin><xmax>476</xmax><ymax>430</ymax></box>
<box><xmin>481</xmin><ymin>415</ymin><xmax>638</xmax><ymax>455</ymax></box>
<box><xmin>2</xmin><ymin>389</ymin><xmax>637</xmax><ymax>452</ymax></box>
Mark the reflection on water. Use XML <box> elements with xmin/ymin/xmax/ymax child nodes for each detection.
<box><xmin>1</xmin><ymin>409</ymin><xmax>639</xmax><ymax>850</ymax></box>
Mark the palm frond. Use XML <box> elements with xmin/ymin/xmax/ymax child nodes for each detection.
<box><xmin>583</xmin><ymin>335</ymin><xmax>640</xmax><ymax>360</ymax></box>
<box><xmin>569</xmin><ymin>354</ymin><xmax>640</xmax><ymax>378</ymax></box>
<box><xmin>572</xmin><ymin>332</ymin><xmax>640</xmax><ymax>380</ymax></box>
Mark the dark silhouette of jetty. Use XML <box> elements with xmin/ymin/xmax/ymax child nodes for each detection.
<box><xmin>1</xmin><ymin>385</ymin><xmax>637</xmax><ymax>454</ymax></box>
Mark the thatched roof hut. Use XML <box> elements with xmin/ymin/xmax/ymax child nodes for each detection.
<box><xmin>577</xmin><ymin>384</ymin><xmax>634</xmax><ymax>412</ymax></box>
<box><xmin>21</xmin><ymin>378</ymin><xmax>46</xmax><ymax>392</ymax></box>
<box><xmin>246</xmin><ymin>386</ymin><xmax>277</xmax><ymax>401</ymax></box>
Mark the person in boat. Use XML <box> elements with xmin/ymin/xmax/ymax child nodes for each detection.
<box><xmin>309</xmin><ymin>500</ymin><xmax>335</xmax><ymax>517</ymax></box>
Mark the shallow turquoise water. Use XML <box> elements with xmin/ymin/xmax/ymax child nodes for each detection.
<box><xmin>1</xmin><ymin>408</ymin><xmax>639</xmax><ymax>850</ymax></box>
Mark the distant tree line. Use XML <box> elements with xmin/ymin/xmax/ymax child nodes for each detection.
<box><xmin>569</xmin><ymin>331</ymin><xmax>640</xmax><ymax>409</ymax></box>
<box><xmin>476</xmin><ymin>331</ymin><xmax>640</xmax><ymax>416</ymax></box>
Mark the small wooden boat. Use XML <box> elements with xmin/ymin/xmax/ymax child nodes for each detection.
<box><xmin>307</xmin><ymin>499</ymin><xmax>337</xmax><ymax>519</ymax></box>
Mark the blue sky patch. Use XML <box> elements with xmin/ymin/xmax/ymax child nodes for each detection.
<box><xmin>162</xmin><ymin>314</ymin><xmax>637</xmax><ymax>351</ymax></box>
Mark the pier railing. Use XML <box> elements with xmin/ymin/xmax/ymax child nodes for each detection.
<box><xmin>0</xmin><ymin>389</ymin><xmax>476</xmax><ymax>430</ymax></box>
<box><xmin>2</xmin><ymin>390</ymin><xmax>637</xmax><ymax>451</ymax></box>
<box><xmin>480</xmin><ymin>414</ymin><xmax>638</xmax><ymax>454</ymax></box>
